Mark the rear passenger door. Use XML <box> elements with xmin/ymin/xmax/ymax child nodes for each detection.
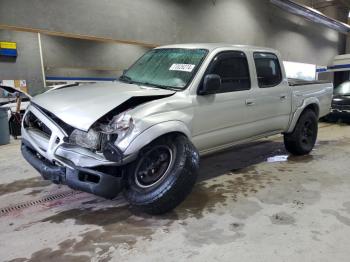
<box><xmin>192</xmin><ymin>51</ymin><xmax>257</xmax><ymax>152</ymax></box>
<box><xmin>251</xmin><ymin>52</ymin><xmax>292</xmax><ymax>134</ymax></box>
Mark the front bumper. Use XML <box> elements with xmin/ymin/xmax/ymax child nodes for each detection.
<box><xmin>21</xmin><ymin>141</ymin><xmax>123</xmax><ymax>198</ymax></box>
<box><xmin>330</xmin><ymin>102</ymin><xmax>350</xmax><ymax>115</ymax></box>
<box><xmin>330</xmin><ymin>109</ymin><xmax>350</xmax><ymax>115</ymax></box>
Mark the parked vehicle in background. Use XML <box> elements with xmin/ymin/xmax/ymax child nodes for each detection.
<box><xmin>0</xmin><ymin>85</ymin><xmax>31</xmax><ymax>116</ymax></box>
<box><xmin>328</xmin><ymin>81</ymin><xmax>350</xmax><ymax>117</ymax></box>
<box><xmin>317</xmin><ymin>54</ymin><xmax>350</xmax><ymax>121</ymax></box>
<box><xmin>0</xmin><ymin>84</ymin><xmax>81</xmax><ymax>117</ymax></box>
<box><xmin>0</xmin><ymin>84</ymin><xmax>81</xmax><ymax>138</ymax></box>
<box><xmin>21</xmin><ymin>43</ymin><xmax>334</xmax><ymax>214</ymax></box>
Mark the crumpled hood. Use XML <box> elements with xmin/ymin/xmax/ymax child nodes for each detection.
<box><xmin>32</xmin><ymin>82</ymin><xmax>175</xmax><ymax>131</ymax></box>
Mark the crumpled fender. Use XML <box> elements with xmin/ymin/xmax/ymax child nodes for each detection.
<box><xmin>286</xmin><ymin>97</ymin><xmax>320</xmax><ymax>133</ymax></box>
<box><xmin>122</xmin><ymin>120</ymin><xmax>192</xmax><ymax>156</ymax></box>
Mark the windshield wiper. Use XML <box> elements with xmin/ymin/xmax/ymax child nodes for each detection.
<box><xmin>120</xmin><ymin>76</ymin><xmax>181</xmax><ymax>91</ymax></box>
<box><xmin>141</xmin><ymin>82</ymin><xmax>182</xmax><ymax>91</ymax></box>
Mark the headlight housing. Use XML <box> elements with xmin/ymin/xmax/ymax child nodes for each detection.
<box><xmin>68</xmin><ymin>111</ymin><xmax>134</xmax><ymax>151</ymax></box>
<box><xmin>97</xmin><ymin>111</ymin><xmax>134</xmax><ymax>143</ymax></box>
<box><xmin>69</xmin><ymin>128</ymin><xmax>100</xmax><ymax>150</ymax></box>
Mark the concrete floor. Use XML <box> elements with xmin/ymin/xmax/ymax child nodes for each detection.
<box><xmin>1</xmin><ymin>122</ymin><xmax>350</xmax><ymax>262</ymax></box>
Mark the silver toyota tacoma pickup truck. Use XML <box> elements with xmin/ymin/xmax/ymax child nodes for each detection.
<box><xmin>21</xmin><ymin>44</ymin><xmax>333</xmax><ymax>214</ymax></box>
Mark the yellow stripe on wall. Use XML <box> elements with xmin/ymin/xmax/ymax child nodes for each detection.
<box><xmin>0</xmin><ymin>42</ymin><xmax>17</xmax><ymax>49</ymax></box>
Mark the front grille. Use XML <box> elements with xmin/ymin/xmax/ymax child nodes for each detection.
<box><xmin>32</xmin><ymin>104</ymin><xmax>75</xmax><ymax>135</ymax></box>
<box><xmin>24</xmin><ymin>111</ymin><xmax>52</xmax><ymax>137</ymax></box>
<box><xmin>332</xmin><ymin>104</ymin><xmax>350</xmax><ymax>111</ymax></box>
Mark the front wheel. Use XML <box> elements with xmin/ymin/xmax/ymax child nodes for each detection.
<box><xmin>284</xmin><ymin>109</ymin><xmax>318</xmax><ymax>156</ymax></box>
<box><xmin>123</xmin><ymin>134</ymin><xmax>199</xmax><ymax>215</ymax></box>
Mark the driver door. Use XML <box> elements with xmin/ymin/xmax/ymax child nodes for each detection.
<box><xmin>192</xmin><ymin>51</ymin><xmax>257</xmax><ymax>152</ymax></box>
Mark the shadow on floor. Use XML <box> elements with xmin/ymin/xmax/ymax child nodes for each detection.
<box><xmin>198</xmin><ymin>140</ymin><xmax>286</xmax><ymax>182</ymax></box>
<box><xmin>321</xmin><ymin>114</ymin><xmax>350</xmax><ymax>125</ymax></box>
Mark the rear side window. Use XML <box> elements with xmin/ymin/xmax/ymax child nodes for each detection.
<box><xmin>206</xmin><ymin>51</ymin><xmax>251</xmax><ymax>93</ymax></box>
<box><xmin>254</xmin><ymin>52</ymin><xmax>282</xmax><ymax>88</ymax></box>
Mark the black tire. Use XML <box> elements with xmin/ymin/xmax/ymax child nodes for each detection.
<box><xmin>284</xmin><ymin>109</ymin><xmax>318</xmax><ymax>156</ymax></box>
<box><xmin>123</xmin><ymin>134</ymin><xmax>200</xmax><ymax>215</ymax></box>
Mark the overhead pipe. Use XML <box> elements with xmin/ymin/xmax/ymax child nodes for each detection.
<box><xmin>271</xmin><ymin>0</ymin><xmax>350</xmax><ymax>34</ymax></box>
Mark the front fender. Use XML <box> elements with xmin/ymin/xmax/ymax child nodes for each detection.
<box><xmin>286</xmin><ymin>97</ymin><xmax>320</xmax><ymax>133</ymax></box>
<box><xmin>121</xmin><ymin>121</ymin><xmax>192</xmax><ymax>156</ymax></box>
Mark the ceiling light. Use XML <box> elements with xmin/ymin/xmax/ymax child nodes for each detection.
<box><xmin>271</xmin><ymin>0</ymin><xmax>350</xmax><ymax>34</ymax></box>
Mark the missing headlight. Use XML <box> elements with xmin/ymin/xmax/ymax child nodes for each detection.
<box><xmin>96</xmin><ymin>110</ymin><xmax>134</xmax><ymax>145</ymax></box>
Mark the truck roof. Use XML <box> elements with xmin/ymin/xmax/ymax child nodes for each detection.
<box><xmin>156</xmin><ymin>43</ymin><xmax>277</xmax><ymax>53</ymax></box>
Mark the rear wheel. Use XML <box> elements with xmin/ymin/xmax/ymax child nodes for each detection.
<box><xmin>284</xmin><ymin>109</ymin><xmax>318</xmax><ymax>156</ymax></box>
<box><xmin>123</xmin><ymin>134</ymin><xmax>199</xmax><ymax>215</ymax></box>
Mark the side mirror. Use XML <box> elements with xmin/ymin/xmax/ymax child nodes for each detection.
<box><xmin>199</xmin><ymin>74</ymin><xmax>221</xmax><ymax>95</ymax></box>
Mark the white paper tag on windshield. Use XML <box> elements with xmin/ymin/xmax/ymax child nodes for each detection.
<box><xmin>169</xmin><ymin>64</ymin><xmax>196</xmax><ymax>72</ymax></box>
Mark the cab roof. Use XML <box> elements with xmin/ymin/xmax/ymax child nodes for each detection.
<box><xmin>156</xmin><ymin>43</ymin><xmax>277</xmax><ymax>53</ymax></box>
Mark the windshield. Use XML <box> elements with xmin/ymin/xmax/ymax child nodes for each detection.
<box><xmin>334</xmin><ymin>81</ymin><xmax>350</xmax><ymax>96</ymax></box>
<box><xmin>120</xmin><ymin>48</ymin><xmax>208</xmax><ymax>90</ymax></box>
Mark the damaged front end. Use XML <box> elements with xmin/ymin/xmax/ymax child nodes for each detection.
<box><xmin>21</xmin><ymin>104</ymin><xmax>131</xmax><ymax>198</ymax></box>
<box><xmin>68</xmin><ymin>111</ymin><xmax>132</xmax><ymax>164</ymax></box>
<box><xmin>20</xmin><ymin>93</ymin><xmax>172</xmax><ymax>198</ymax></box>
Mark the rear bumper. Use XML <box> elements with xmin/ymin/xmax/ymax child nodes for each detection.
<box><xmin>21</xmin><ymin>141</ymin><xmax>123</xmax><ymax>198</ymax></box>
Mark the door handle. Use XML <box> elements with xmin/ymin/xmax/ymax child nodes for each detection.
<box><xmin>245</xmin><ymin>99</ymin><xmax>256</xmax><ymax>106</ymax></box>
<box><xmin>280</xmin><ymin>95</ymin><xmax>287</xmax><ymax>100</ymax></box>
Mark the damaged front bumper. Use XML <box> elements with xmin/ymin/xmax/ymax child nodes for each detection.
<box><xmin>21</xmin><ymin>141</ymin><xmax>122</xmax><ymax>198</ymax></box>
<box><xmin>21</xmin><ymin>104</ymin><xmax>136</xmax><ymax>198</ymax></box>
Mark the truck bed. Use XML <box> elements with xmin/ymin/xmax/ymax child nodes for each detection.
<box><xmin>288</xmin><ymin>78</ymin><xmax>331</xmax><ymax>86</ymax></box>
<box><xmin>288</xmin><ymin>79</ymin><xmax>333</xmax><ymax>119</ymax></box>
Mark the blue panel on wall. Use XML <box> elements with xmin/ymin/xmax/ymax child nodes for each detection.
<box><xmin>0</xmin><ymin>48</ymin><xmax>18</xmax><ymax>57</ymax></box>
<box><xmin>46</xmin><ymin>76</ymin><xmax>118</xmax><ymax>81</ymax></box>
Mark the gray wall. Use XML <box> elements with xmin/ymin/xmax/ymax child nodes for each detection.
<box><xmin>0</xmin><ymin>0</ymin><xmax>182</xmax><ymax>45</ymax></box>
<box><xmin>0</xmin><ymin>0</ymin><xmax>347</xmax><ymax>94</ymax></box>
<box><xmin>0</xmin><ymin>30</ymin><xmax>151</xmax><ymax>94</ymax></box>
<box><xmin>0</xmin><ymin>0</ymin><xmax>344</xmax><ymax>65</ymax></box>
<box><xmin>173</xmin><ymin>0</ymin><xmax>342</xmax><ymax>65</ymax></box>
<box><xmin>41</xmin><ymin>35</ymin><xmax>149</xmax><ymax>78</ymax></box>
<box><xmin>0</xmin><ymin>30</ymin><xmax>44</xmax><ymax>94</ymax></box>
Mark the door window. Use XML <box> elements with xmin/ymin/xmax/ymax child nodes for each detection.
<box><xmin>204</xmin><ymin>51</ymin><xmax>251</xmax><ymax>93</ymax></box>
<box><xmin>254</xmin><ymin>53</ymin><xmax>282</xmax><ymax>88</ymax></box>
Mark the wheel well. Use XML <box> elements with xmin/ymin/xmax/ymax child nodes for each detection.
<box><xmin>130</xmin><ymin>131</ymin><xmax>190</xmax><ymax>160</ymax></box>
<box><xmin>156</xmin><ymin>131</ymin><xmax>189</xmax><ymax>141</ymax></box>
<box><xmin>137</xmin><ymin>131</ymin><xmax>190</xmax><ymax>152</ymax></box>
<box><xmin>304</xmin><ymin>103</ymin><xmax>319</xmax><ymax>118</ymax></box>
